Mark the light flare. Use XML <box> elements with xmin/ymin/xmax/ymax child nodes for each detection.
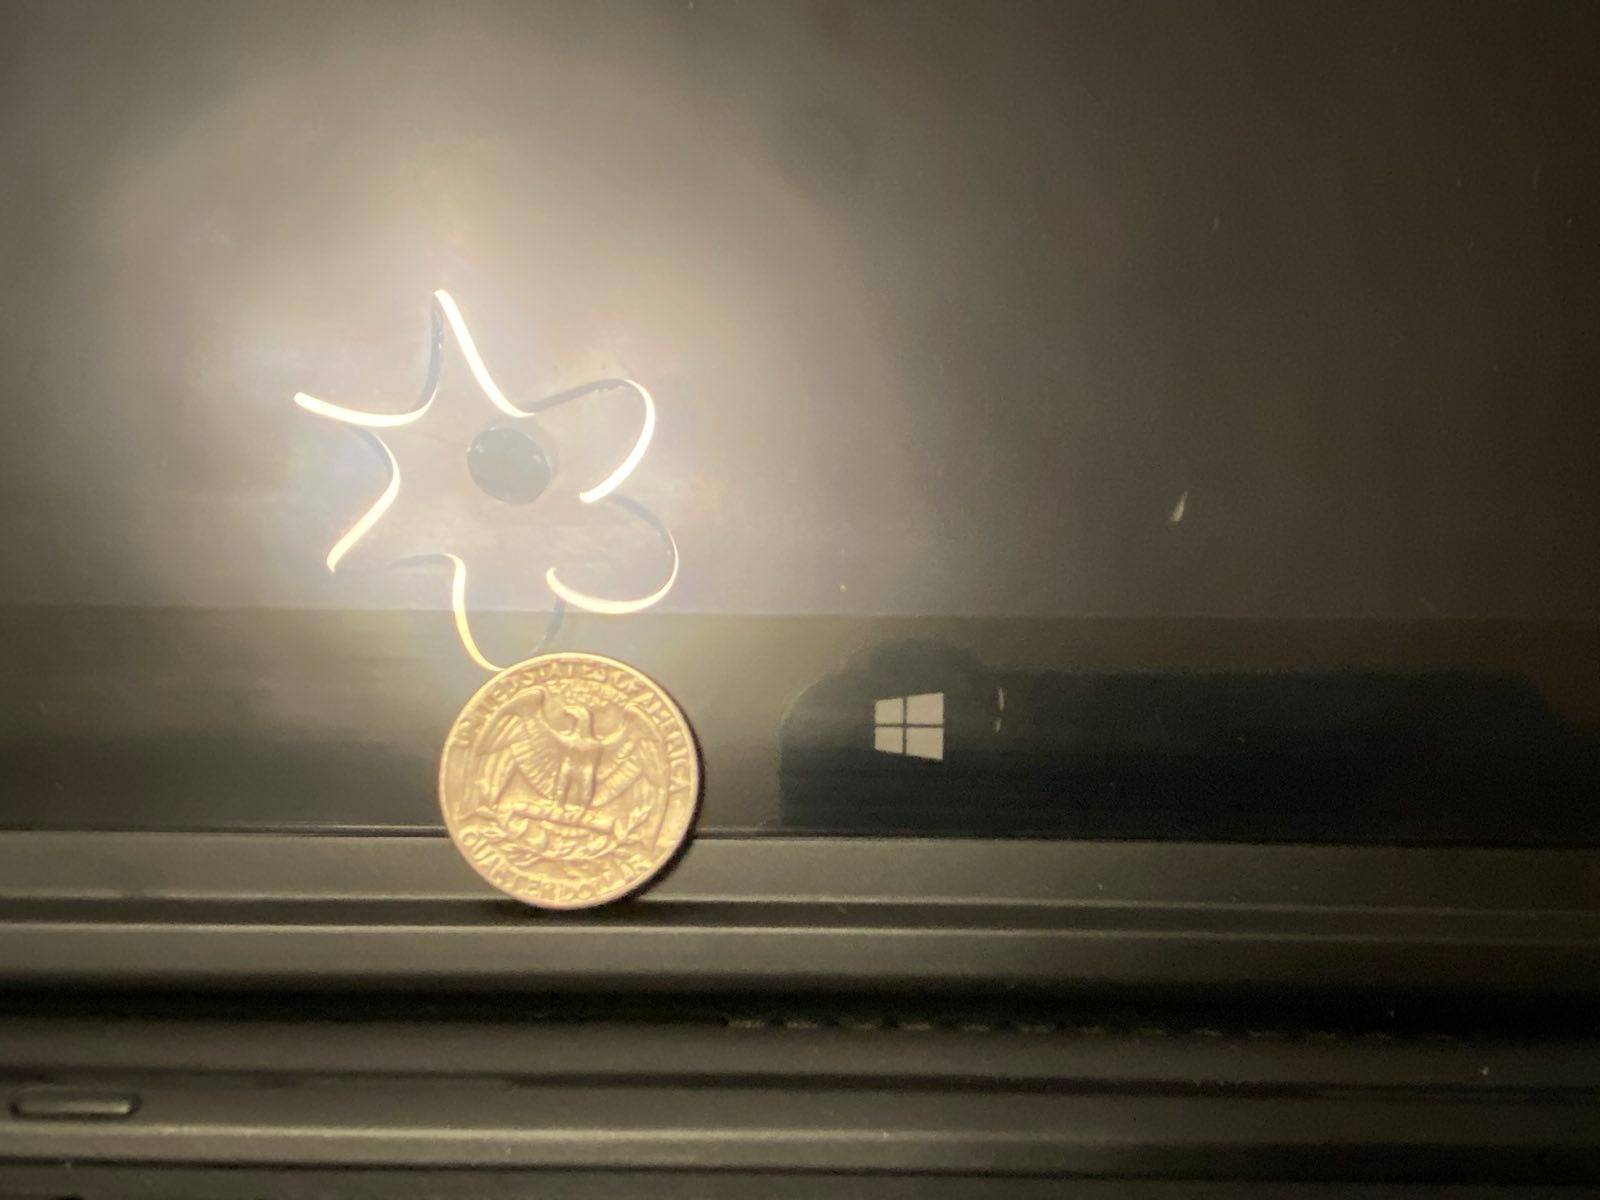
<box><xmin>443</xmin><ymin>552</ymin><xmax>501</xmax><ymax>672</ymax></box>
<box><xmin>324</xmin><ymin>436</ymin><xmax>401</xmax><ymax>571</ymax></box>
<box><xmin>294</xmin><ymin>289</ymin><xmax>679</xmax><ymax>670</ymax></box>
<box><xmin>547</xmin><ymin>518</ymin><xmax>680</xmax><ymax>615</ymax></box>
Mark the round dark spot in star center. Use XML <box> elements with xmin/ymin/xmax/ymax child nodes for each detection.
<box><xmin>467</xmin><ymin>427</ymin><xmax>552</xmax><ymax>505</ymax></box>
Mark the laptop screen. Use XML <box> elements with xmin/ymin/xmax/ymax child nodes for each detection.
<box><xmin>3</xmin><ymin>1</ymin><xmax>1597</xmax><ymax>841</ymax></box>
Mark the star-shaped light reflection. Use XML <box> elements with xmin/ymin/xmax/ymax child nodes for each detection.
<box><xmin>294</xmin><ymin>290</ymin><xmax>679</xmax><ymax>670</ymax></box>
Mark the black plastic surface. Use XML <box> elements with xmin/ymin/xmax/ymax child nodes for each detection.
<box><xmin>1</xmin><ymin>1169</ymin><xmax>1591</xmax><ymax>1198</ymax></box>
<box><xmin>1</xmin><ymin>1006</ymin><xmax>1598</xmax><ymax>1186</ymax></box>
<box><xmin>0</xmin><ymin>833</ymin><xmax>1596</xmax><ymax>995</ymax></box>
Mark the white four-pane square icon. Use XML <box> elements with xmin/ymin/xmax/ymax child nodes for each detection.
<box><xmin>874</xmin><ymin>692</ymin><xmax>944</xmax><ymax>761</ymax></box>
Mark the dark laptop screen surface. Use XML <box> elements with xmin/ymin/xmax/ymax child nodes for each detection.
<box><xmin>2</xmin><ymin>1</ymin><xmax>1597</xmax><ymax>840</ymax></box>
